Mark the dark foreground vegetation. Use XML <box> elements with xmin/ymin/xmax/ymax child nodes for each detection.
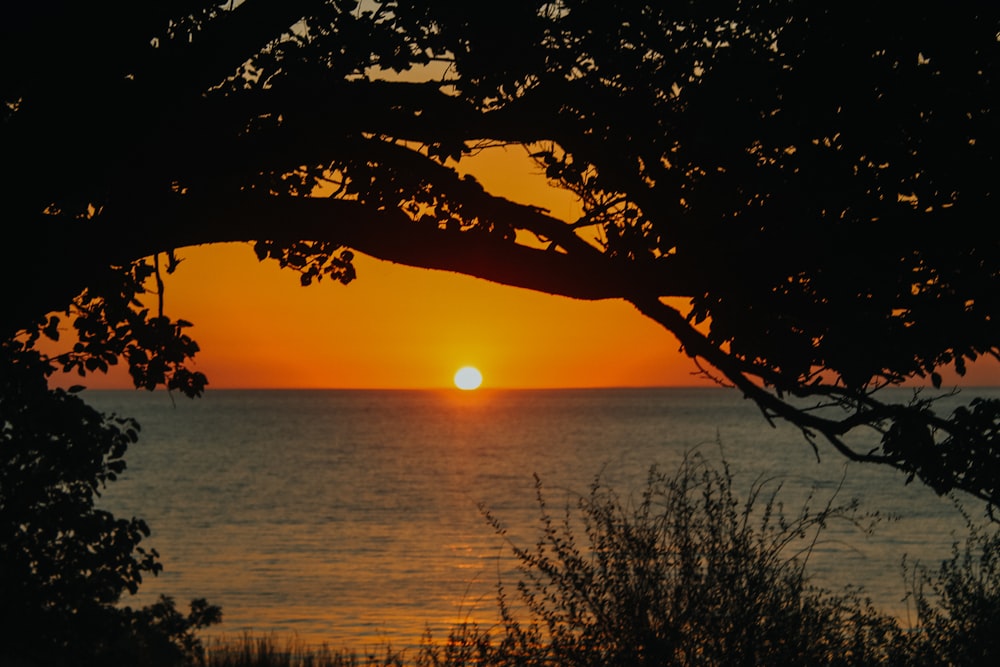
<box><xmin>195</xmin><ymin>454</ymin><xmax>999</xmax><ymax>667</ymax></box>
<box><xmin>2</xmin><ymin>1</ymin><xmax>997</xmax><ymax>665</ymax></box>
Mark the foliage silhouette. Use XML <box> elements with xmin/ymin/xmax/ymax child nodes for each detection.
<box><xmin>0</xmin><ymin>1</ymin><xmax>998</xmax><ymax>659</ymax></box>
<box><xmin>3</xmin><ymin>0</ymin><xmax>997</xmax><ymax>502</ymax></box>
<box><xmin>475</xmin><ymin>454</ymin><xmax>901</xmax><ymax>666</ymax></box>
<box><xmin>901</xmin><ymin>510</ymin><xmax>1000</xmax><ymax>665</ymax></box>
<box><xmin>0</xmin><ymin>340</ymin><xmax>220</xmax><ymax>665</ymax></box>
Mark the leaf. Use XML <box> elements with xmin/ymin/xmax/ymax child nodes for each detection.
<box><xmin>43</xmin><ymin>316</ymin><xmax>61</xmax><ymax>341</ymax></box>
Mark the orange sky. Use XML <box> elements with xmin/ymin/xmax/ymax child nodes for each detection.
<box><xmin>103</xmin><ymin>244</ymin><xmax>701</xmax><ymax>389</ymax></box>
<box><xmin>60</xmin><ymin>146</ymin><xmax>999</xmax><ymax>391</ymax></box>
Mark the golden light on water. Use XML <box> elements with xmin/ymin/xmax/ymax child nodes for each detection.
<box><xmin>453</xmin><ymin>366</ymin><xmax>483</xmax><ymax>390</ymax></box>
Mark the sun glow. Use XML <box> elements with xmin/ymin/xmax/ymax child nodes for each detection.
<box><xmin>454</xmin><ymin>366</ymin><xmax>483</xmax><ymax>390</ymax></box>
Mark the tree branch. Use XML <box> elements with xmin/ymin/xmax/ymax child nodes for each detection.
<box><xmin>0</xmin><ymin>193</ymin><xmax>676</xmax><ymax>337</ymax></box>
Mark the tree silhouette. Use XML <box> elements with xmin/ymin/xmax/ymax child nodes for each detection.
<box><xmin>0</xmin><ymin>341</ymin><xmax>221</xmax><ymax>664</ymax></box>
<box><xmin>2</xmin><ymin>0</ymin><xmax>997</xmax><ymax>504</ymax></box>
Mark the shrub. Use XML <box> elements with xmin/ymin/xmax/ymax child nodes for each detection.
<box><xmin>902</xmin><ymin>511</ymin><xmax>1000</xmax><ymax>666</ymax></box>
<box><xmin>479</xmin><ymin>452</ymin><xmax>903</xmax><ymax>666</ymax></box>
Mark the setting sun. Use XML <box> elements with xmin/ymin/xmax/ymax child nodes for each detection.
<box><xmin>453</xmin><ymin>366</ymin><xmax>483</xmax><ymax>390</ymax></box>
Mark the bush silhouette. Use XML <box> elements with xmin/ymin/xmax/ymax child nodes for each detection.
<box><xmin>902</xmin><ymin>511</ymin><xmax>1000</xmax><ymax>665</ymax></box>
<box><xmin>474</xmin><ymin>453</ymin><xmax>902</xmax><ymax>666</ymax></box>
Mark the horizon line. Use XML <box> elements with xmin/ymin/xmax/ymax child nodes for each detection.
<box><xmin>80</xmin><ymin>383</ymin><xmax>1000</xmax><ymax>392</ymax></box>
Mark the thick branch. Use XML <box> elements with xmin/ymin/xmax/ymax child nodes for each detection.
<box><xmin>2</xmin><ymin>194</ymin><xmax>681</xmax><ymax>336</ymax></box>
<box><xmin>120</xmin><ymin>195</ymin><xmax>660</xmax><ymax>300</ymax></box>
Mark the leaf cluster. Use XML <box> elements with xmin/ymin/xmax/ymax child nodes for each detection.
<box><xmin>0</xmin><ymin>339</ymin><xmax>220</xmax><ymax>665</ymax></box>
<box><xmin>30</xmin><ymin>256</ymin><xmax>209</xmax><ymax>398</ymax></box>
<box><xmin>254</xmin><ymin>240</ymin><xmax>358</xmax><ymax>287</ymax></box>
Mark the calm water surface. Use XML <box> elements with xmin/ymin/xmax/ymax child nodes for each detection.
<box><xmin>87</xmin><ymin>387</ymin><xmax>994</xmax><ymax>649</ymax></box>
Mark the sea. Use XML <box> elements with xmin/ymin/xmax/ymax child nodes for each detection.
<box><xmin>85</xmin><ymin>387</ymin><xmax>996</xmax><ymax>651</ymax></box>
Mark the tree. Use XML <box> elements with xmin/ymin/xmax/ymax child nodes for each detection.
<box><xmin>1</xmin><ymin>0</ymin><xmax>997</xmax><ymax>506</ymax></box>
<box><xmin>0</xmin><ymin>339</ymin><xmax>221</xmax><ymax>665</ymax></box>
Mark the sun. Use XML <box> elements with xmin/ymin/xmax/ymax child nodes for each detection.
<box><xmin>453</xmin><ymin>366</ymin><xmax>483</xmax><ymax>390</ymax></box>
